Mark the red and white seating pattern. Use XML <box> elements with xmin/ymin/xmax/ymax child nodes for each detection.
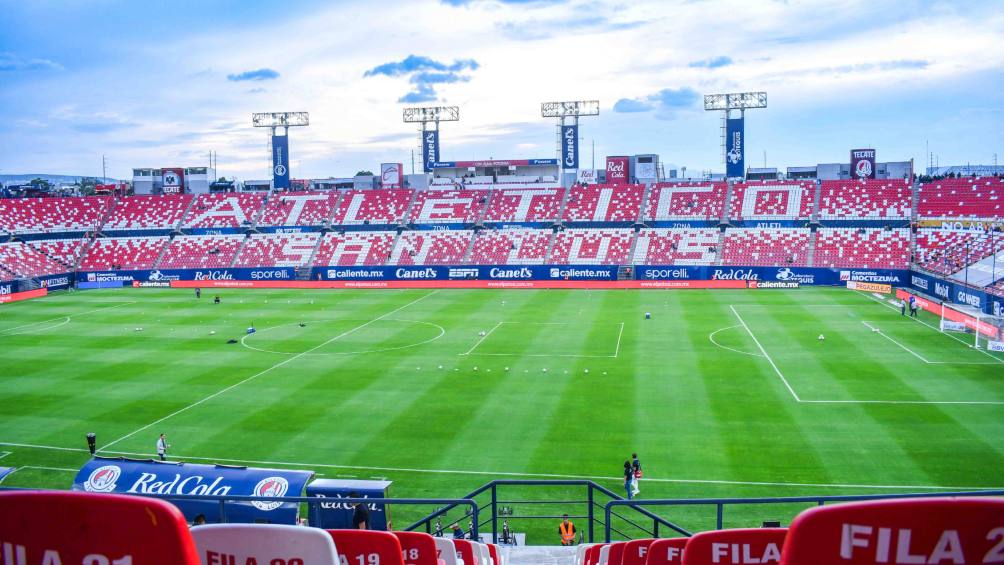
<box><xmin>633</xmin><ymin>228</ymin><xmax>718</xmax><ymax>265</ymax></box>
<box><xmin>103</xmin><ymin>194</ymin><xmax>193</xmax><ymax>230</ymax></box>
<box><xmin>549</xmin><ymin>228</ymin><xmax>634</xmax><ymax>264</ymax></box>
<box><xmin>192</xmin><ymin>524</ymin><xmax>339</xmax><ymax>564</ymax></box>
<box><xmin>644</xmin><ymin>183</ymin><xmax>728</xmax><ymax>221</ymax></box>
<box><xmin>0</xmin><ymin>196</ymin><xmax>111</xmax><ymax>234</ymax></box>
<box><xmin>914</xmin><ymin>229</ymin><xmax>1004</xmax><ymax>275</ymax></box>
<box><xmin>183</xmin><ymin>193</ymin><xmax>266</xmax><ymax>228</ymax></box>
<box><xmin>817</xmin><ymin>179</ymin><xmax>911</xmax><ymax>219</ymax></box>
<box><xmin>332</xmin><ymin>189</ymin><xmax>414</xmax><ymax>225</ymax></box>
<box><xmin>234</xmin><ymin>233</ymin><xmax>320</xmax><ymax>267</ymax></box>
<box><xmin>30</xmin><ymin>238</ymin><xmax>84</xmax><ymax>267</ymax></box>
<box><xmin>814</xmin><ymin>228</ymin><xmax>910</xmax><ymax>269</ymax></box>
<box><xmin>313</xmin><ymin>231</ymin><xmax>396</xmax><ymax>266</ymax></box>
<box><xmin>157</xmin><ymin>234</ymin><xmax>245</xmax><ymax>269</ymax></box>
<box><xmin>469</xmin><ymin>229</ymin><xmax>552</xmax><ymax>264</ymax></box>
<box><xmin>0</xmin><ymin>242</ymin><xmax>72</xmax><ymax>277</ymax></box>
<box><xmin>720</xmin><ymin>228</ymin><xmax>811</xmax><ymax>266</ymax></box>
<box><xmin>918</xmin><ymin>177</ymin><xmax>1004</xmax><ymax>218</ymax></box>
<box><xmin>390</xmin><ymin>231</ymin><xmax>472</xmax><ymax>265</ymax></box>
<box><xmin>729</xmin><ymin>181</ymin><xmax>814</xmax><ymax>220</ymax></box>
<box><xmin>408</xmin><ymin>189</ymin><xmax>490</xmax><ymax>224</ymax></box>
<box><xmin>482</xmin><ymin>187</ymin><xmax>565</xmax><ymax>222</ymax></box>
<box><xmin>563</xmin><ymin>185</ymin><xmax>645</xmax><ymax>222</ymax></box>
<box><xmin>79</xmin><ymin>236</ymin><xmax>169</xmax><ymax>271</ymax></box>
<box><xmin>257</xmin><ymin>191</ymin><xmax>340</xmax><ymax>227</ymax></box>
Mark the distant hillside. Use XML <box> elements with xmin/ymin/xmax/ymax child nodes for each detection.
<box><xmin>0</xmin><ymin>174</ymin><xmax>120</xmax><ymax>185</ymax></box>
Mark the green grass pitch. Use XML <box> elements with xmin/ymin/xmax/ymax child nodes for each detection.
<box><xmin>1</xmin><ymin>287</ymin><xmax>1003</xmax><ymax>540</ymax></box>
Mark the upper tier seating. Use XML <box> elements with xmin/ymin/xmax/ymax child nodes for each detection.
<box><xmin>548</xmin><ymin>228</ymin><xmax>635</xmax><ymax>265</ymax></box>
<box><xmin>157</xmin><ymin>234</ymin><xmax>245</xmax><ymax>269</ymax></box>
<box><xmin>644</xmin><ymin>182</ymin><xmax>728</xmax><ymax>221</ymax></box>
<box><xmin>729</xmin><ymin>181</ymin><xmax>815</xmax><ymax>220</ymax></box>
<box><xmin>817</xmin><ymin>179</ymin><xmax>912</xmax><ymax>219</ymax></box>
<box><xmin>29</xmin><ymin>238</ymin><xmax>84</xmax><ymax>268</ymax></box>
<box><xmin>720</xmin><ymin>228</ymin><xmax>811</xmax><ymax>266</ymax></box>
<box><xmin>482</xmin><ymin>187</ymin><xmax>565</xmax><ymax>222</ymax></box>
<box><xmin>79</xmin><ymin>236</ymin><xmax>169</xmax><ymax>271</ymax></box>
<box><xmin>390</xmin><ymin>231</ymin><xmax>472</xmax><ymax>265</ymax></box>
<box><xmin>408</xmin><ymin>189</ymin><xmax>491</xmax><ymax>224</ymax></box>
<box><xmin>632</xmin><ymin>228</ymin><xmax>719</xmax><ymax>265</ymax></box>
<box><xmin>313</xmin><ymin>231</ymin><xmax>396</xmax><ymax>266</ymax></box>
<box><xmin>0</xmin><ymin>491</ymin><xmax>200</xmax><ymax>564</ymax></box>
<box><xmin>183</xmin><ymin>193</ymin><xmax>266</xmax><ymax>229</ymax></box>
<box><xmin>563</xmin><ymin>184</ymin><xmax>645</xmax><ymax>222</ymax></box>
<box><xmin>257</xmin><ymin>191</ymin><xmax>340</xmax><ymax>227</ymax></box>
<box><xmin>917</xmin><ymin>177</ymin><xmax>1004</xmax><ymax>218</ymax></box>
<box><xmin>332</xmin><ymin>189</ymin><xmax>414</xmax><ymax>225</ymax></box>
<box><xmin>914</xmin><ymin>228</ymin><xmax>1004</xmax><ymax>275</ymax></box>
<box><xmin>233</xmin><ymin>233</ymin><xmax>320</xmax><ymax>267</ymax></box>
<box><xmin>103</xmin><ymin>194</ymin><xmax>193</xmax><ymax>230</ymax></box>
<box><xmin>0</xmin><ymin>196</ymin><xmax>111</xmax><ymax>234</ymax></box>
<box><xmin>469</xmin><ymin>228</ymin><xmax>553</xmax><ymax>265</ymax></box>
<box><xmin>0</xmin><ymin>241</ymin><xmax>72</xmax><ymax>277</ymax></box>
<box><xmin>814</xmin><ymin>228</ymin><xmax>910</xmax><ymax>269</ymax></box>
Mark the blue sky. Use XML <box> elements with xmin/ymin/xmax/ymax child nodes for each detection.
<box><xmin>0</xmin><ymin>0</ymin><xmax>1002</xmax><ymax>180</ymax></box>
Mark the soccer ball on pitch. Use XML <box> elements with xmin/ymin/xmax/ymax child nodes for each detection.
<box><xmin>479</xmin><ymin>331</ymin><xmax>486</xmax><ymax>337</ymax></box>
<box><xmin>818</xmin><ymin>334</ymin><xmax>825</xmax><ymax>341</ymax></box>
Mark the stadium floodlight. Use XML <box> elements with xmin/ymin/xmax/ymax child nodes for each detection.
<box><xmin>541</xmin><ymin>100</ymin><xmax>600</xmax><ymax>118</ymax></box>
<box><xmin>403</xmin><ymin>106</ymin><xmax>460</xmax><ymax>124</ymax></box>
<box><xmin>703</xmin><ymin>92</ymin><xmax>767</xmax><ymax>111</ymax></box>
<box><xmin>252</xmin><ymin>112</ymin><xmax>310</xmax><ymax>129</ymax></box>
<box><xmin>251</xmin><ymin>112</ymin><xmax>310</xmax><ymax>190</ymax></box>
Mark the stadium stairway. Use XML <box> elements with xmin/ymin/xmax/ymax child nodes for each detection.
<box><xmin>402</xmin><ymin>189</ymin><xmax>422</xmax><ymax>225</ymax></box>
<box><xmin>385</xmin><ymin>230</ymin><xmax>404</xmax><ymax>265</ymax></box>
<box><xmin>461</xmin><ymin>230</ymin><xmax>478</xmax><ymax>263</ymax></box>
<box><xmin>719</xmin><ymin>182</ymin><xmax>734</xmax><ymax>224</ymax></box>
<box><xmin>556</xmin><ymin>187</ymin><xmax>573</xmax><ymax>223</ymax></box>
<box><xmin>806</xmin><ymin>229</ymin><xmax>818</xmax><ymax>267</ymax></box>
<box><xmin>175</xmin><ymin>196</ymin><xmax>198</xmax><ymax>231</ymax></box>
<box><xmin>72</xmin><ymin>235</ymin><xmax>97</xmax><ymax>272</ymax></box>
<box><xmin>297</xmin><ymin>234</ymin><xmax>326</xmax><ymax>279</ymax></box>
<box><xmin>809</xmin><ymin>180</ymin><xmax>822</xmax><ymax>223</ymax></box>
<box><xmin>150</xmin><ymin>234</ymin><xmax>174</xmax><ymax>269</ymax></box>
<box><xmin>325</xmin><ymin>190</ymin><xmax>348</xmax><ymax>229</ymax></box>
<box><xmin>637</xmin><ymin>183</ymin><xmax>653</xmax><ymax>222</ymax></box>
<box><xmin>507</xmin><ymin>545</ymin><xmax>576</xmax><ymax>565</ymax></box>
<box><xmin>714</xmin><ymin>229</ymin><xmax>726</xmax><ymax>265</ymax></box>
<box><xmin>228</xmin><ymin>234</ymin><xmax>251</xmax><ymax>268</ymax></box>
<box><xmin>542</xmin><ymin>229</ymin><xmax>560</xmax><ymax>262</ymax></box>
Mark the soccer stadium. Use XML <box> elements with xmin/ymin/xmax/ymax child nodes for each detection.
<box><xmin>1</xmin><ymin>1</ymin><xmax>1003</xmax><ymax>563</ymax></box>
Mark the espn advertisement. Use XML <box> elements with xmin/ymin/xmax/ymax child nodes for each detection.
<box><xmin>423</xmin><ymin>129</ymin><xmax>440</xmax><ymax>173</ymax></box>
<box><xmin>726</xmin><ymin>118</ymin><xmax>744</xmax><ymax>178</ymax></box>
<box><xmin>380</xmin><ymin>163</ymin><xmax>403</xmax><ymax>188</ymax></box>
<box><xmin>851</xmin><ymin>148</ymin><xmax>876</xmax><ymax>179</ymax></box>
<box><xmin>161</xmin><ymin>168</ymin><xmax>185</xmax><ymax>194</ymax></box>
<box><xmin>606</xmin><ymin>156</ymin><xmax>629</xmax><ymax>185</ymax></box>
<box><xmin>562</xmin><ymin>124</ymin><xmax>578</xmax><ymax>170</ymax></box>
<box><xmin>73</xmin><ymin>458</ymin><xmax>314</xmax><ymax>524</ymax></box>
<box><xmin>272</xmin><ymin>134</ymin><xmax>291</xmax><ymax>189</ymax></box>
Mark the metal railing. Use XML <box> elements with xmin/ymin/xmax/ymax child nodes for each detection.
<box><xmin>604</xmin><ymin>489</ymin><xmax>1004</xmax><ymax>542</ymax></box>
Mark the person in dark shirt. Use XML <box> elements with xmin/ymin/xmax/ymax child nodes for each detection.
<box><xmin>623</xmin><ymin>460</ymin><xmax>634</xmax><ymax>500</ymax></box>
<box><xmin>631</xmin><ymin>453</ymin><xmax>642</xmax><ymax>497</ymax></box>
<box><xmin>452</xmin><ymin>523</ymin><xmax>465</xmax><ymax>539</ymax></box>
<box><xmin>350</xmin><ymin>492</ymin><xmax>369</xmax><ymax>530</ymax></box>
<box><xmin>195</xmin><ymin>288</ymin><xmax>201</xmax><ymax>299</ymax></box>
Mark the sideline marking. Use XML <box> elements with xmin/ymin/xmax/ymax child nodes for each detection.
<box><xmin>99</xmin><ymin>291</ymin><xmax>439</xmax><ymax>451</ymax></box>
<box><xmin>459</xmin><ymin>321</ymin><xmax>503</xmax><ymax>355</ymax></box>
<box><xmin>2</xmin><ymin>441</ymin><xmax>1000</xmax><ymax>492</ymax></box>
<box><xmin>0</xmin><ymin>451</ymin><xmax>10</xmax><ymax>460</ymax></box>
<box><xmin>241</xmin><ymin>319</ymin><xmax>446</xmax><ymax>356</ymax></box>
<box><xmin>730</xmin><ymin>305</ymin><xmax>801</xmax><ymax>401</ymax></box>
<box><xmin>862</xmin><ymin>321</ymin><xmax>999</xmax><ymax>365</ymax></box>
<box><xmin>613</xmin><ymin>322</ymin><xmax>625</xmax><ymax>358</ymax></box>
<box><xmin>708</xmin><ymin>325</ymin><xmax>765</xmax><ymax>358</ymax></box>
<box><xmin>0</xmin><ymin>302</ymin><xmax>135</xmax><ymax>335</ymax></box>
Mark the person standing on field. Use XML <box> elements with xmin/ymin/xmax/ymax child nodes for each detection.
<box><xmin>623</xmin><ymin>460</ymin><xmax>634</xmax><ymax>500</ymax></box>
<box><xmin>156</xmin><ymin>433</ymin><xmax>169</xmax><ymax>461</ymax></box>
<box><xmin>631</xmin><ymin>453</ymin><xmax>642</xmax><ymax>496</ymax></box>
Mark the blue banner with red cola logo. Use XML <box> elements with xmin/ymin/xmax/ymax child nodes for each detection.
<box><xmin>72</xmin><ymin>457</ymin><xmax>313</xmax><ymax>524</ymax></box>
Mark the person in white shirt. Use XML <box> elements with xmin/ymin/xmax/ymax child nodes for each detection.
<box><xmin>157</xmin><ymin>433</ymin><xmax>169</xmax><ymax>461</ymax></box>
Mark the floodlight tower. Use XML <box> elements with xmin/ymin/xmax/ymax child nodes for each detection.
<box><xmin>703</xmin><ymin>92</ymin><xmax>766</xmax><ymax>179</ymax></box>
<box><xmin>542</xmin><ymin>100</ymin><xmax>599</xmax><ymax>184</ymax></box>
<box><xmin>252</xmin><ymin>111</ymin><xmax>309</xmax><ymax>189</ymax></box>
<box><xmin>403</xmin><ymin>106</ymin><xmax>459</xmax><ymax>174</ymax></box>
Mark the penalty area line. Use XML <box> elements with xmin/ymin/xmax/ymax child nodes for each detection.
<box><xmin>1</xmin><ymin>441</ymin><xmax>1000</xmax><ymax>491</ymax></box>
<box><xmin>459</xmin><ymin>321</ymin><xmax>503</xmax><ymax>356</ymax></box>
<box><xmin>98</xmin><ymin>291</ymin><xmax>440</xmax><ymax>452</ymax></box>
<box><xmin>729</xmin><ymin>305</ymin><xmax>801</xmax><ymax>401</ymax></box>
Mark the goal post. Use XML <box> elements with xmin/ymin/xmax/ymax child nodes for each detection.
<box><xmin>895</xmin><ymin>288</ymin><xmax>1004</xmax><ymax>350</ymax></box>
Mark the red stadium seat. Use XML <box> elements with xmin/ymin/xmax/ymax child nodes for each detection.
<box><xmin>326</xmin><ymin>530</ymin><xmax>406</xmax><ymax>565</ymax></box>
<box><xmin>645</xmin><ymin>538</ymin><xmax>688</xmax><ymax>565</ymax></box>
<box><xmin>191</xmin><ymin>523</ymin><xmax>339</xmax><ymax>564</ymax></box>
<box><xmin>729</xmin><ymin>181</ymin><xmax>814</xmax><ymax>220</ymax></box>
<box><xmin>780</xmin><ymin>497</ymin><xmax>1004</xmax><ymax>565</ymax></box>
<box><xmin>390</xmin><ymin>231</ymin><xmax>473</xmax><ymax>265</ymax></box>
<box><xmin>622</xmin><ymin>539</ymin><xmax>656</xmax><ymax>565</ymax></box>
<box><xmin>584</xmin><ymin>543</ymin><xmax>607</xmax><ymax>565</ymax></box>
<box><xmin>682</xmin><ymin>528</ymin><xmax>787</xmax><ymax>565</ymax></box>
<box><xmin>453</xmin><ymin>539</ymin><xmax>480</xmax><ymax>565</ymax></box>
<box><xmin>0</xmin><ymin>490</ymin><xmax>199</xmax><ymax>563</ymax></box>
<box><xmin>608</xmin><ymin>541</ymin><xmax>627</xmax><ymax>565</ymax></box>
<box><xmin>487</xmin><ymin>543</ymin><xmax>502</xmax><ymax>565</ymax></box>
<box><xmin>394</xmin><ymin>531</ymin><xmax>441</xmax><ymax>565</ymax></box>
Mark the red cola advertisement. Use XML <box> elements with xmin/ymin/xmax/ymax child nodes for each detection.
<box><xmin>606</xmin><ymin>156</ymin><xmax>629</xmax><ymax>185</ymax></box>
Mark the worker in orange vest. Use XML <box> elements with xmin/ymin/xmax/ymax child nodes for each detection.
<box><xmin>559</xmin><ymin>514</ymin><xmax>576</xmax><ymax>546</ymax></box>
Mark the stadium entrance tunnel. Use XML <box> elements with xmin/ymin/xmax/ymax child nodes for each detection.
<box><xmin>241</xmin><ymin>318</ymin><xmax>445</xmax><ymax>355</ymax></box>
